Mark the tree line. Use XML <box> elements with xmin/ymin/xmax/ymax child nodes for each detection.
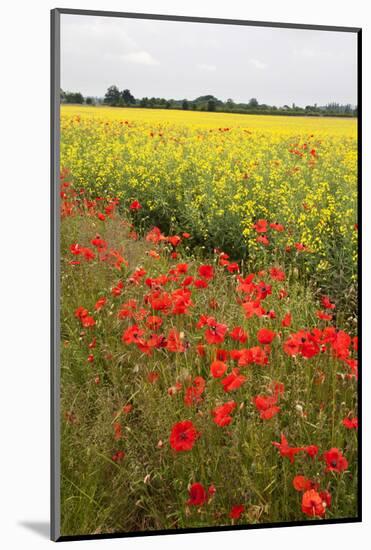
<box><xmin>60</xmin><ymin>86</ymin><xmax>357</xmax><ymax>117</ymax></box>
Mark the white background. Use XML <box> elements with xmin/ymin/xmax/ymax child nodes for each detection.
<box><xmin>0</xmin><ymin>1</ymin><xmax>368</xmax><ymax>548</ymax></box>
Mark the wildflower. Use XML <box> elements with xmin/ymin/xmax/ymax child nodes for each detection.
<box><xmin>169</xmin><ymin>420</ymin><xmax>199</xmax><ymax>452</ymax></box>
<box><xmin>187</xmin><ymin>483</ymin><xmax>207</xmax><ymax>506</ymax></box>
<box><xmin>212</xmin><ymin>401</ymin><xmax>237</xmax><ymax>427</ymax></box>
<box><xmin>229</xmin><ymin>505</ymin><xmax>245</xmax><ymax>519</ymax></box>
<box><xmin>210</xmin><ymin>360</ymin><xmax>227</xmax><ymax>378</ymax></box>
<box><xmin>301</xmin><ymin>489</ymin><xmax>325</xmax><ymax>517</ymax></box>
<box><xmin>323</xmin><ymin>448</ymin><xmax>348</xmax><ymax>472</ymax></box>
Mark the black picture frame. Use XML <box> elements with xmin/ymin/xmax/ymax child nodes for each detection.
<box><xmin>51</xmin><ymin>8</ymin><xmax>362</xmax><ymax>542</ymax></box>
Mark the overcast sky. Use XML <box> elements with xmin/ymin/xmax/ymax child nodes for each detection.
<box><xmin>61</xmin><ymin>14</ymin><xmax>357</xmax><ymax>106</ymax></box>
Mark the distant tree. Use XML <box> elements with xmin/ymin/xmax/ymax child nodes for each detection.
<box><xmin>64</xmin><ymin>91</ymin><xmax>84</xmax><ymax>104</ymax></box>
<box><xmin>85</xmin><ymin>97</ymin><xmax>95</xmax><ymax>105</ymax></box>
<box><xmin>226</xmin><ymin>98</ymin><xmax>235</xmax><ymax>109</ymax></box>
<box><xmin>165</xmin><ymin>101</ymin><xmax>171</xmax><ymax>109</ymax></box>
<box><xmin>104</xmin><ymin>85</ymin><xmax>121</xmax><ymax>106</ymax></box>
<box><xmin>248</xmin><ymin>98</ymin><xmax>259</xmax><ymax>108</ymax></box>
<box><xmin>121</xmin><ymin>89</ymin><xmax>136</xmax><ymax>105</ymax></box>
<box><xmin>207</xmin><ymin>99</ymin><xmax>216</xmax><ymax>112</ymax></box>
<box><xmin>182</xmin><ymin>99</ymin><xmax>189</xmax><ymax>110</ymax></box>
<box><xmin>140</xmin><ymin>97</ymin><xmax>149</xmax><ymax>107</ymax></box>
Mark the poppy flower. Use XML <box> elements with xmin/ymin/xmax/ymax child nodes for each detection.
<box><xmin>316</xmin><ymin>310</ymin><xmax>333</xmax><ymax>321</ymax></box>
<box><xmin>321</xmin><ymin>296</ymin><xmax>336</xmax><ymax>310</ymax></box>
<box><xmin>272</xmin><ymin>433</ymin><xmax>303</xmax><ymax>464</ymax></box>
<box><xmin>216</xmin><ymin>349</ymin><xmax>229</xmax><ymax>361</ymax></box>
<box><xmin>221</xmin><ymin>368</ymin><xmax>247</xmax><ymax>392</ymax></box>
<box><xmin>198</xmin><ymin>264</ymin><xmax>214</xmax><ymax>280</ymax></box>
<box><xmin>94</xmin><ymin>296</ymin><xmax>107</xmax><ymax>310</ymax></box>
<box><xmin>166</xmin><ymin>328</ymin><xmax>185</xmax><ymax>353</ymax></box>
<box><xmin>323</xmin><ymin>448</ymin><xmax>348</xmax><ymax>472</ymax></box>
<box><xmin>230</xmin><ymin>326</ymin><xmax>248</xmax><ymax>344</ymax></box>
<box><xmin>212</xmin><ymin>401</ymin><xmax>237</xmax><ymax>427</ymax></box>
<box><xmin>187</xmin><ymin>483</ymin><xmax>207</xmax><ymax>506</ymax></box>
<box><xmin>270</xmin><ymin>222</ymin><xmax>284</xmax><ymax>232</ymax></box>
<box><xmin>194</xmin><ymin>279</ymin><xmax>208</xmax><ymax>289</ymax></box>
<box><xmin>304</xmin><ymin>445</ymin><xmax>319</xmax><ymax>459</ymax></box>
<box><xmin>229</xmin><ymin>505</ymin><xmax>245</xmax><ymax>519</ymax></box>
<box><xmin>81</xmin><ymin>315</ymin><xmax>96</xmax><ymax>328</ymax></box>
<box><xmin>112</xmin><ymin>450</ymin><xmax>125</xmax><ymax>462</ymax></box>
<box><xmin>301</xmin><ymin>489</ymin><xmax>326</xmax><ymax>517</ymax></box>
<box><xmin>281</xmin><ymin>312</ymin><xmax>292</xmax><ymax>327</ymax></box>
<box><xmin>253</xmin><ymin>219</ymin><xmax>268</xmax><ymax>233</ymax></box>
<box><xmin>204</xmin><ymin>318</ymin><xmax>228</xmax><ymax>345</ymax></box>
<box><xmin>167</xmin><ymin>235</ymin><xmax>181</xmax><ymax>247</ymax></box>
<box><xmin>122</xmin><ymin>324</ymin><xmax>144</xmax><ymax>345</ymax></box>
<box><xmin>269</xmin><ymin>267</ymin><xmax>286</xmax><ymax>281</ymax></box>
<box><xmin>210</xmin><ymin>360</ymin><xmax>228</xmax><ymax>378</ymax></box>
<box><xmin>184</xmin><ymin>376</ymin><xmax>206</xmax><ymax>407</ymax></box>
<box><xmin>146</xmin><ymin>315</ymin><xmax>163</xmax><ymax>330</ymax></box>
<box><xmin>130</xmin><ymin>200</ymin><xmax>142</xmax><ymax>210</ymax></box>
<box><xmin>253</xmin><ymin>395</ymin><xmax>280</xmax><ymax>420</ymax></box>
<box><xmin>293</xmin><ymin>475</ymin><xmax>313</xmax><ymax>492</ymax></box>
<box><xmin>169</xmin><ymin>420</ymin><xmax>199</xmax><ymax>452</ymax></box>
<box><xmin>342</xmin><ymin>417</ymin><xmax>358</xmax><ymax>429</ymax></box>
<box><xmin>257</xmin><ymin>235</ymin><xmax>269</xmax><ymax>246</ymax></box>
<box><xmin>257</xmin><ymin>328</ymin><xmax>276</xmax><ymax>345</ymax></box>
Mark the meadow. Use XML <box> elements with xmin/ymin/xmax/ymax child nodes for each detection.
<box><xmin>60</xmin><ymin>105</ymin><xmax>358</xmax><ymax>536</ymax></box>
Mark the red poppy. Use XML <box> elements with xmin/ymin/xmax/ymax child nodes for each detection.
<box><xmin>301</xmin><ymin>489</ymin><xmax>325</xmax><ymax>517</ymax></box>
<box><xmin>94</xmin><ymin>296</ymin><xmax>107</xmax><ymax>311</ymax></box>
<box><xmin>304</xmin><ymin>445</ymin><xmax>319</xmax><ymax>459</ymax></box>
<box><xmin>122</xmin><ymin>324</ymin><xmax>144</xmax><ymax>345</ymax></box>
<box><xmin>198</xmin><ymin>264</ymin><xmax>214</xmax><ymax>280</ymax></box>
<box><xmin>192</xmin><ymin>278</ymin><xmax>207</xmax><ymax>289</ymax></box>
<box><xmin>293</xmin><ymin>475</ymin><xmax>313</xmax><ymax>492</ymax></box>
<box><xmin>210</xmin><ymin>360</ymin><xmax>228</xmax><ymax>378</ymax></box>
<box><xmin>269</xmin><ymin>267</ymin><xmax>286</xmax><ymax>281</ymax></box>
<box><xmin>316</xmin><ymin>310</ymin><xmax>333</xmax><ymax>321</ymax></box>
<box><xmin>221</xmin><ymin>368</ymin><xmax>247</xmax><ymax>392</ymax></box>
<box><xmin>169</xmin><ymin>420</ymin><xmax>199</xmax><ymax>452</ymax></box>
<box><xmin>272</xmin><ymin>433</ymin><xmax>303</xmax><ymax>464</ymax></box>
<box><xmin>230</xmin><ymin>326</ymin><xmax>248</xmax><ymax>344</ymax></box>
<box><xmin>257</xmin><ymin>235</ymin><xmax>269</xmax><ymax>246</ymax></box>
<box><xmin>212</xmin><ymin>401</ymin><xmax>237</xmax><ymax>427</ymax></box>
<box><xmin>229</xmin><ymin>505</ymin><xmax>245</xmax><ymax>519</ymax></box>
<box><xmin>187</xmin><ymin>483</ymin><xmax>207</xmax><ymax>506</ymax></box>
<box><xmin>281</xmin><ymin>312</ymin><xmax>292</xmax><ymax>327</ymax></box>
<box><xmin>112</xmin><ymin>450</ymin><xmax>125</xmax><ymax>462</ymax></box>
<box><xmin>270</xmin><ymin>222</ymin><xmax>284</xmax><ymax>232</ymax></box>
<box><xmin>130</xmin><ymin>200</ymin><xmax>142</xmax><ymax>210</ymax></box>
<box><xmin>257</xmin><ymin>328</ymin><xmax>276</xmax><ymax>345</ymax></box>
<box><xmin>204</xmin><ymin>317</ymin><xmax>228</xmax><ymax>345</ymax></box>
<box><xmin>253</xmin><ymin>394</ymin><xmax>280</xmax><ymax>420</ymax></box>
<box><xmin>216</xmin><ymin>349</ymin><xmax>229</xmax><ymax>361</ymax></box>
<box><xmin>166</xmin><ymin>328</ymin><xmax>185</xmax><ymax>352</ymax></box>
<box><xmin>342</xmin><ymin>417</ymin><xmax>358</xmax><ymax>429</ymax></box>
<box><xmin>184</xmin><ymin>376</ymin><xmax>206</xmax><ymax>407</ymax></box>
<box><xmin>253</xmin><ymin>219</ymin><xmax>268</xmax><ymax>233</ymax></box>
<box><xmin>146</xmin><ymin>315</ymin><xmax>163</xmax><ymax>330</ymax></box>
<box><xmin>167</xmin><ymin>235</ymin><xmax>181</xmax><ymax>247</ymax></box>
<box><xmin>323</xmin><ymin>448</ymin><xmax>348</xmax><ymax>472</ymax></box>
<box><xmin>321</xmin><ymin>296</ymin><xmax>336</xmax><ymax>310</ymax></box>
<box><xmin>147</xmin><ymin>371</ymin><xmax>159</xmax><ymax>384</ymax></box>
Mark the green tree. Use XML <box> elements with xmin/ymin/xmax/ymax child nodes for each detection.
<box><xmin>104</xmin><ymin>85</ymin><xmax>121</xmax><ymax>106</ymax></box>
<box><xmin>121</xmin><ymin>89</ymin><xmax>136</xmax><ymax>105</ymax></box>
<box><xmin>182</xmin><ymin>99</ymin><xmax>189</xmax><ymax>110</ymax></box>
<box><xmin>207</xmin><ymin>99</ymin><xmax>216</xmax><ymax>112</ymax></box>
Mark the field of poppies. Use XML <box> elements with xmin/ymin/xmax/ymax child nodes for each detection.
<box><xmin>59</xmin><ymin>106</ymin><xmax>358</xmax><ymax>536</ymax></box>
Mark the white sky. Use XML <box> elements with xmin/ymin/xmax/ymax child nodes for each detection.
<box><xmin>61</xmin><ymin>14</ymin><xmax>357</xmax><ymax>106</ymax></box>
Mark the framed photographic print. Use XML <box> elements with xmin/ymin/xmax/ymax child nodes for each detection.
<box><xmin>51</xmin><ymin>8</ymin><xmax>361</xmax><ymax>541</ymax></box>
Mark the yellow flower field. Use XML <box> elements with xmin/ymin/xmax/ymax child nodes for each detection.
<box><xmin>60</xmin><ymin>105</ymin><xmax>358</xmax><ymax>315</ymax></box>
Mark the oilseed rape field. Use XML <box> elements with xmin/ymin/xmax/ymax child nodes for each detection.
<box><xmin>60</xmin><ymin>105</ymin><xmax>358</xmax><ymax>536</ymax></box>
